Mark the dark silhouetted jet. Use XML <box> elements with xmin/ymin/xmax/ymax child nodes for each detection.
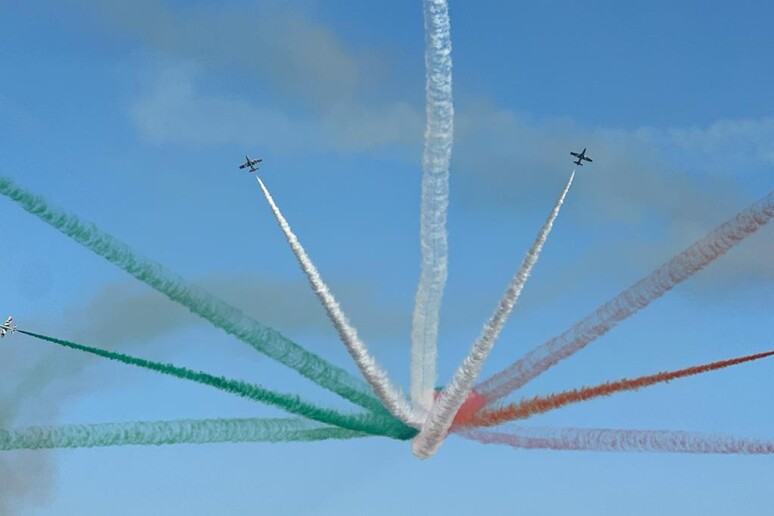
<box><xmin>238</xmin><ymin>155</ymin><xmax>263</xmax><ymax>172</ymax></box>
<box><xmin>570</xmin><ymin>148</ymin><xmax>593</xmax><ymax>166</ymax></box>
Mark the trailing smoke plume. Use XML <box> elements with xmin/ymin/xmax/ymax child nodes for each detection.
<box><xmin>413</xmin><ymin>171</ymin><xmax>574</xmax><ymax>458</ymax></box>
<box><xmin>0</xmin><ymin>418</ymin><xmax>366</xmax><ymax>451</ymax></box>
<box><xmin>257</xmin><ymin>178</ymin><xmax>419</xmax><ymax>427</ymax></box>
<box><xmin>462</xmin><ymin>350</ymin><xmax>774</xmax><ymax>427</ymax></box>
<box><xmin>19</xmin><ymin>330</ymin><xmax>415</xmax><ymax>440</ymax></box>
<box><xmin>461</xmin><ymin>425</ymin><xmax>774</xmax><ymax>454</ymax></box>
<box><xmin>411</xmin><ymin>0</ymin><xmax>454</xmax><ymax>411</ymax></box>
<box><xmin>476</xmin><ymin>188</ymin><xmax>774</xmax><ymax>403</ymax></box>
<box><xmin>0</xmin><ymin>176</ymin><xmax>384</xmax><ymax>414</ymax></box>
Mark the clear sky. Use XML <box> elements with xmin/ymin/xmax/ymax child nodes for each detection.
<box><xmin>1</xmin><ymin>0</ymin><xmax>773</xmax><ymax>514</ymax></box>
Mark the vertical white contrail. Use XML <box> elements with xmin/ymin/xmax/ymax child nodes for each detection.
<box><xmin>413</xmin><ymin>171</ymin><xmax>575</xmax><ymax>458</ymax></box>
<box><xmin>411</xmin><ymin>0</ymin><xmax>455</xmax><ymax>412</ymax></box>
<box><xmin>256</xmin><ymin>178</ymin><xmax>421</xmax><ymax>428</ymax></box>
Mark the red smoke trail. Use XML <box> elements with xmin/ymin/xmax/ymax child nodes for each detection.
<box><xmin>460</xmin><ymin>426</ymin><xmax>774</xmax><ymax>454</ymax></box>
<box><xmin>433</xmin><ymin>389</ymin><xmax>488</xmax><ymax>427</ymax></box>
<box><xmin>459</xmin><ymin>350</ymin><xmax>774</xmax><ymax>428</ymax></box>
<box><xmin>475</xmin><ymin>190</ymin><xmax>774</xmax><ymax>403</ymax></box>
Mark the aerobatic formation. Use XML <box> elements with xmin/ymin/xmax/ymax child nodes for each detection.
<box><xmin>1</xmin><ymin>0</ymin><xmax>773</xmax><ymax>460</ymax></box>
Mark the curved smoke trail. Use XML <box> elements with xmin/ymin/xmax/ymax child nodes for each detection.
<box><xmin>462</xmin><ymin>349</ymin><xmax>774</xmax><ymax>427</ymax></box>
<box><xmin>411</xmin><ymin>0</ymin><xmax>454</xmax><ymax>412</ymax></box>
<box><xmin>0</xmin><ymin>176</ymin><xmax>384</xmax><ymax>414</ymax></box>
<box><xmin>256</xmin><ymin>178</ymin><xmax>420</xmax><ymax>427</ymax></box>
<box><xmin>19</xmin><ymin>330</ymin><xmax>416</xmax><ymax>440</ymax></box>
<box><xmin>476</xmin><ymin>188</ymin><xmax>774</xmax><ymax>403</ymax></box>
<box><xmin>413</xmin><ymin>172</ymin><xmax>575</xmax><ymax>458</ymax></box>
<box><xmin>460</xmin><ymin>425</ymin><xmax>774</xmax><ymax>454</ymax></box>
<box><xmin>0</xmin><ymin>418</ymin><xmax>367</xmax><ymax>451</ymax></box>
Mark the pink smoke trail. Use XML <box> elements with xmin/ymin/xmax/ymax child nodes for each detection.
<box><xmin>475</xmin><ymin>190</ymin><xmax>774</xmax><ymax>403</ymax></box>
<box><xmin>460</xmin><ymin>425</ymin><xmax>774</xmax><ymax>454</ymax></box>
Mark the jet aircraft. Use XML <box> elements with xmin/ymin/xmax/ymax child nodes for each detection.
<box><xmin>238</xmin><ymin>155</ymin><xmax>263</xmax><ymax>172</ymax></box>
<box><xmin>570</xmin><ymin>148</ymin><xmax>593</xmax><ymax>166</ymax></box>
<box><xmin>1</xmin><ymin>316</ymin><xmax>16</xmax><ymax>338</ymax></box>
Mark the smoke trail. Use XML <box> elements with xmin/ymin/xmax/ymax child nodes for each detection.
<box><xmin>463</xmin><ymin>350</ymin><xmax>774</xmax><ymax>428</ymax></box>
<box><xmin>256</xmin><ymin>178</ymin><xmax>420</xmax><ymax>427</ymax></box>
<box><xmin>18</xmin><ymin>330</ymin><xmax>416</xmax><ymax>440</ymax></box>
<box><xmin>411</xmin><ymin>0</ymin><xmax>454</xmax><ymax>412</ymax></box>
<box><xmin>0</xmin><ymin>176</ymin><xmax>384</xmax><ymax>414</ymax></box>
<box><xmin>460</xmin><ymin>425</ymin><xmax>774</xmax><ymax>454</ymax></box>
<box><xmin>476</xmin><ymin>188</ymin><xmax>774</xmax><ymax>403</ymax></box>
<box><xmin>413</xmin><ymin>172</ymin><xmax>575</xmax><ymax>458</ymax></box>
<box><xmin>0</xmin><ymin>418</ymin><xmax>367</xmax><ymax>451</ymax></box>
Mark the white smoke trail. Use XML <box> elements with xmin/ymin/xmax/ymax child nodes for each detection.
<box><xmin>413</xmin><ymin>171</ymin><xmax>575</xmax><ymax>458</ymax></box>
<box><xmin>256</xmin><ymin>178</ymin><xmax>421</xmax><ymax>428</ymax></box>
<box><xmin>410</xmin><ymin>0</ymin><xmax>455</xmax><ymax>412</ymax></box>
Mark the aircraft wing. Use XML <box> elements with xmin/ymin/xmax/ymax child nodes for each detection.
<box><xmin>239</xmin><ymin>163</ymin><xmax>248</xmax><ymax>169</ymax></box>
<box><xmin>570</xmin><ymin>152</ymin><xmax>580</xmax><ymax>158</ymax></box>
<box><xmin>585</xmin><ymin>157</ymin><xmax>593</xmax><ymax>162</ymax></box>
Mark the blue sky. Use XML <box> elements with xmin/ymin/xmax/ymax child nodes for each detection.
<box><xmin>1</xmin><ymin>0</ymin><xmax>773</xmax><ymax>514</ymax></box>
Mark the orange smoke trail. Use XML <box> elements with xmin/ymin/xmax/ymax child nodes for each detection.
<box><xmin>459</xmin><ymin>350</ymin><xmax>774</xmax><ymax>428</ymax></box>
<box><xmin>459</xmin><ymin>425</ymin><xmax>774</xmax><ymax>454</ymax></box>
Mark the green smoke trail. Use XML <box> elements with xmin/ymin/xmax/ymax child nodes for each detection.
<box><xmin>0</xmin><ymin>417</ymin><xmax>368</xmax><ymax>451</ymax></box>
<box><xmin>0</xmin><ymin>176</ymin><xmax>383</xmax><ymax>414</ymax></box>
<box><xmin>19</xmin><ymin>330</ymin><xmax>417</xmax><ymax>440</ymax></box>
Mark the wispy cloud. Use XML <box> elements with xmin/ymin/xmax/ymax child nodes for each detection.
<box><xmin>450</xmin><ymin>101</ymin><xmax>774</xmax><ymax>288</ymax></box>
<box><xmin>667</xmin><ymin>117</ymin><xmax>774</xmax><ymax>167</ymax></box>
<box><xmin>78</xmin><ymin>0</ymin><xmax>368</xmax><ymax>107</ymax></box>
<box><xmin>129</xmin><ymin>62</ymin><xmax>423</xmax><ymax>154</ymax></box>
<box><xmin>62</xmin><ymin>0</ymin><xmax>425</xmax><ymax>154</ymax></box>
<box><xmin>60</xmin><ymin>274</ymin><xmax>411</xmax><ymax>348</ymax></box>
<box><xmin>129</xmin><ymin>63</ymin><xmax>321</xmax><ymax>150</ymax></box>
